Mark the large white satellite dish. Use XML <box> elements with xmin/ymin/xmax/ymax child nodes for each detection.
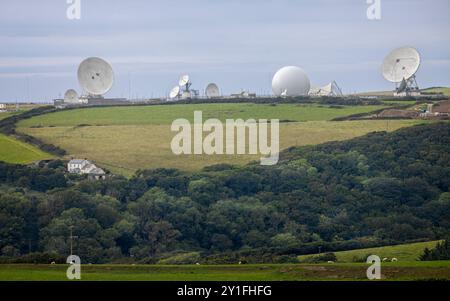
<box><xmin>64</xmin><ymin>89</ymin><xmax>79</xmax><ymax>104</ymax></box>
<box><xmin>382</xmin><ymin>47</ymin><xmax>421</xmax><ymax>96</ymax></box>
<box><xmin>205</xmin><ymin>83</ymin><xmax>220</xmax><ymax>98</ymax></box>
<box><xmin>179</xmin><ymin>75</ymin><xmax>190</xmax><ymax>86</ymax></box>
<box><xmin>169</xmin><ymin>86</ymin><xmax>181</xmax><ymax>99</ymax></box>
<box><xmin>77</xmin><ymin>57</ymin><xmax>114</xmax><ymax>96</ymax></box>
<box><xmin>272</xmin><ymin>66</ymin><xmax>310</xmax><ymax>97</ymax></box>
<box><xmin>382</xmin><ymin>47</ymin><xmax>420</xmax><ymax>83</ymax></box>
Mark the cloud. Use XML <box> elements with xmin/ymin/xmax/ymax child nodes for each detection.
<box><xmin>0</xmin><ymin>0</ymin><xmax>449</xmax><ymax>101</ymax></box>
<box><xmin>0</xmin><ymin>72</ymin><xmax>72</xmax><ymax>79</ymax></box>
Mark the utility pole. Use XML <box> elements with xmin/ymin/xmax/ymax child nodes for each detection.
<box><xmin>69</xmin><ymin>226</ymin><xmax>78</xmax><ymax>255</ymax></box>
<box><xmin>128</xmin><ymin>72</ymin><xmax>132</xmax><ymax>100</ymax></box>
<box><xmin>26</xmin><ymin>77</ymin><xmax>30</xmax><ymax>103</ymax></box>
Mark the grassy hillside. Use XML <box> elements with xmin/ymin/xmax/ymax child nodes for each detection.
<box><xmin>18</xmin><ymin>119</ymin><xmax>423</xmax><ymax>175</ymax></box>
<box><xmin>299</xmin><ymin>241</ymin><xmax>441</xmax><ymax>263</ymax></box>
<box><xmin>15</xmin><ymin>103</ymin><xmax>426</xmax><ymax>175</ymax></box>
<box><xmin>0</xmin><ymin>112</ymin><xmax>17</xmax><ymax>121</ymax></box>
<box><xmin>422</xmin><ymin>87</ymin><xmax>450</xmax><ymax>96</ymax></box>
<box><xmin>0</xmin><ymin>104</ymin><xmax>48</xmax><ymax>121</ymax></box>
<box><xmin>0</xmin><ymin>133</ymin><xmax>52</xmax><ymax>164</ymax></box>
<box><xmin>0</xmin><ymin>261</ymin><xmax>449</xmax><ymax>281</ymax></box>
<box><xmin>357</xmin><ymin>86</ymin><xmax>450</xmax><ymax>97</ymax></box>
<box><xmin>17</xmin><ymin>103</ymin><xmax>388</xmax><ymax>127</ymax></box>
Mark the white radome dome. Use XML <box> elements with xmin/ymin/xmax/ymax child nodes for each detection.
<box><xmin>272</xmin><ymin>66</ymin><xmax>310</xmax><ymax>97</ymax></box>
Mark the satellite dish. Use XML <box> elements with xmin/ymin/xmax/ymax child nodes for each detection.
<box><xmin>64</xmin><ymin>89</ymin><xmax>79</xmax><ymax>104</ymax></box>
<box><xmin>179</xmin><ymin>75</ymin><xmax>190</xmax><ymax>86</ymax></box>
<box><xmin>382</xmin><ymin>47</ymin><xmax>421</xmax><ymax>96</ymax></box>
<box><xmin>382</xmin><ymin>47</ymin><xmax>421</xmax><ymax>83</ymax></box>
<box><xmin>272</xmin><ymin>66</ymin><xmax>310</xmax><ymax>97</ymax></box>
<box><xmin>205</xmin><ymin>83</ymin><xmax>220</xmax><ymax>98</ymax></box>
<box><xmin>181</xmin><ymin>91</ymin><xmax>191</xmax><ymax>99</ymax></box>
<box><xmin>169</xmin><ymin>86</ymin><xmax>180</xmax><ymax>99</ymax></box>
<box><xmin>77</xmin><ymin>57</ymin><xmax>114</xmax><ymax>96</ymax></box>
<box><xmin>309</xmin><ymin>81</ymin><xmax>343</xmax><ymax>97</ymax></box>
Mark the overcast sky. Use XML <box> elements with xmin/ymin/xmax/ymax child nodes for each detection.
<box><xmin>0</xmin><ymin>0</ymin><xmax>449</xmax><ymax>102</ymax></box>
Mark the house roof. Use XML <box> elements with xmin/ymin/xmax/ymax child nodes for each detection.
<box><xmin>83</xmin><ymin>163</ymin><xmax>95</xmax><ymax>170</ymax></box>
<box><xmin>68</xmin><ymin>159</ymin><xmax>105</xmax><ymax>175</ymax></box>
<box><xmin>89</xmin><ymin>167</ymin><xmax>106</xmax><ymax>175</ymax></box>
<box><xmin>69</xmin><ymin>159</ymin><xmax>86</xmax><ymax>164</ymax></box>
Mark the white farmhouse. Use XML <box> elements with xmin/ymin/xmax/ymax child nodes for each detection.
<box><xmin>67</xmin><ymin>159</ymin><xmax>106</xmax><ymax>180</ymax></box>
<box><xmin>68</xmin><ymin>159</ymin><xmax>89</xmax><ymax>173</ymax></box>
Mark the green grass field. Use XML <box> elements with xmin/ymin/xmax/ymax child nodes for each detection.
<box><xmin>422</xmin><ymin>87</ymin><xmax>450</xmax><ymax>96</ymax></box>
<box><xmin>299</xmin><ymin>241</ymin><xmax>441</xmax><ymax>263</ymax></box>
<box><xmin>0</xmin><ymin>104</ymin><xmax>48</xmax><ymax>121</ymax></box>
<box><xmin>18</xmin><ymin>119</ymin><xmax>423</xmax><ymax>175</ymax></box>
<box><xmin>0</xmin><ymin>261</ymin><xmax>449</xmax><ymax>281</ymax></box>
<box><xmin>0</xmin><ymin>112</ymin><xmax>18</xmax><ymax>120</ymax></box>
<box><xmin>0</xmin><ymin>240</ymin><xmax>447</xmax><ymax>281</ymax></box>
<box><xmin>17</xmin><ymin>103</ymin><xmax>389</xmax><ymax>127</ymax></box>
<box><xmin>0</xmin><ymin>133</ymin><xmax>52</xmax><ymax>164</ymax></box>
<box><xmin>0</xmin><ymin>113</ymin><xmax>10</xmax><ymax>121</ymax></box>
<box><xmin>14</xmin><ymin>103</ymin><xmax>428</xmax><ymax>175</ymax></box>
<box><xmin>0</xmin><ymin>105</ymin><xmax>53</xmax><ymax>164</ymax></box>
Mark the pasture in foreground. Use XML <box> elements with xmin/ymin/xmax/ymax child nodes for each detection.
<box><xmin>0</xmin><ymin>262</ymin><xmax>449</xmax><ymax>281</ymax></box>
<box><xmin>16</xmin><ymin>103</ymin><xmax>425</xmax><ymax>175</ymax></box>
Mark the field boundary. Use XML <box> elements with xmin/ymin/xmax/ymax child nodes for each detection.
<box><xmin>331</xmin><ymin>104</ymin><xmax>414</xmax><ymax>121</ymax></box>
<box><xmin>0</xmin><ymin>106</ymin><xmax>67</xmax><ymax>156</ymax></box>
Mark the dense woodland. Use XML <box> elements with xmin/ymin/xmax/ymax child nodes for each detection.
<box><xmin>0</xmin><ymin>122</ymin><xmax>449</xmax><ymax>263</ymax></box>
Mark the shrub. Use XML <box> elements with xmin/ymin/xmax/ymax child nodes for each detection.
<box><xmin>303</xmin><ymin>252</ymin><xmax>337</xmax><ymax>263</ymax></box>
<box><xmin>0</xmin><ymin>252</ymin><xmax>66</xmax><ymax>264</ymax></box>
<box><xmin>420</xmin><ymin>238</ymin><xmax>450</xmax><ymax>261</ymax></box>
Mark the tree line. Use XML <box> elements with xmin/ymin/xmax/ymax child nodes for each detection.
<box><xmin>0</xmin><ymin>122</ymin><xmax>449</xmax><ymax>263</ymax></box>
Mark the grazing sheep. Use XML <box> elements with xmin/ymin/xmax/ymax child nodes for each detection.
<box><xmin>391</xmin><ymin>258</ymin><xmax>398</xmax><ymax>262</ymax></box>
<box><xmin>195</xmin><ymin>262</ymin><xmax>200</xmax><ymax>265</ymax></box>
<box><xmin>238</xmin><ymin>261</ymin><xmax>242</xmax><ymax>265</ymax></box>
<box><xmin>327</xmin><ymin>261</ymin><xmax>334</xmax><ymax>264</ymax></box>
<box><xmin>382</xmin><ymin>258</ymin><xmax>388</xmax><ymax>262</ymax></box>
<box><xmin>50</xmin><ymin>261</ymin><xmax>56</xmax><ymax>265</ymax></box>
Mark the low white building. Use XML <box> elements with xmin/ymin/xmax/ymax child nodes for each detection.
<box><xmin>68</xmin><ymin>159</ymin><xmax>106</xmax><ymax>180</ymax></box>
<box><xmin>0</xmin><ymin>103</ymin><xmax>6</xmax><ymax>112</ymax></box>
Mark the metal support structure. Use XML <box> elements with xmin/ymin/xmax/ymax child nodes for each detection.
<box><xmin>69</xmin><ymin>226</ymin><xmax>78</xmax><ymax>256</ymax></box>
<box><xmin>395</xmin><ymin>75</ymin><xmax>420</xmax><ymax>96</ymax></box>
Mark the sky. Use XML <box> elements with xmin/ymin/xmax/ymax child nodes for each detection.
<box><xmin>0</xmin><ymin>0</ymin><xmax>449</xmax><ymax>102</ymax></box>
